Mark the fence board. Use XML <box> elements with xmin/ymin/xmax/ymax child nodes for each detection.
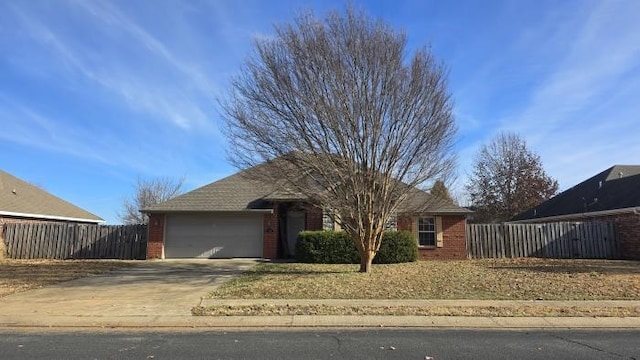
<box><xmin>595</xmin><ymin>224</ymin><xmax>605</xmax><ymax>258</ymax></box>
<box><xmin>5</xmin><ymin>224</ymin><xmax>13</xmax><ymax>256</ymax></box>
<box><xmin>467</xmin><ymin>222</ymin><xmax>619</xmax><ymax>259</ymax></box>
<box><xmin>1</xmin><ymin>223</ymin><xmax>148</xmax><ymax>260</ymax></box>
<box><xmin>5</xmin><ymin>223</ymin><xmax>15</xmax><ymax>257</ymax></box>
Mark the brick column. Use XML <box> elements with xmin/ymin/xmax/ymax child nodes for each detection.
<box><xmin>397</xmin><ymin>215</ymin><xmax>413</xmax><ymax>232</ymax></box>
<box><xmin>615</xmin><ymin>214</ymin><xmax>640</xmax><ymax>260</ymax></box>
<box><xmin>146</xmin><ymin>213</ymin><xmax>165</xmax><ymax>259</ymax></box>
<box><xmin>263</xmin><ymin>205</ymin><xmax>279</xmax><ymax>259</ymax></box>
<box><xmin>305</xmin><ymin>206</ymin><xmax>323</xmax><ymax>231</ymax></box>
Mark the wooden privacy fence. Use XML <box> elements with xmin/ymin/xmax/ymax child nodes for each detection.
<box><xmin>466</xmin><ymin>222</ymin><xmax>619</xmax><ymax>259</ymax></box>
<box><xmin>1</xmin><ymin>223</ymin><xmax>148</xmax><ymax>260</ymax></box>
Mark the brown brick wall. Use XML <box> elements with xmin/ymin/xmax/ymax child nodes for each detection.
<box><xmin>397</xmin><ymin>214</ymin><xmax>468</xmax><ymax>260</ymax></box>
<box><xmin>146</xmin><ymin>213</ymin><xmax>165</xmax><ymax>259</ymax></box>
<box><xmin>397</xmin><ymin>215</ymin><xmax>412</xmax><ymax>233</ymax></box>
<box><xmin>306</xmin><ymin>206</ymin><xmax>323</xmax><ymax>231</ymax></box>
<box><xmin>615</xmin><ymin>213</ymin><xmax>640</xmax><ymax>260</ymax></box>
<box><xmin>263</xmin><ymin>205</ymin><xmax>279</xmax><ymax>259</ymax></box>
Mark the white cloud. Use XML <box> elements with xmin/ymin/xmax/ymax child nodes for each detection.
<box><xmin>8</xmin><ymin>1</ymin><xmax>222</xmax><ymax>131</ymax></box>
<box><xmin>496</xmin><ymin>1</ymin><xmax>640</xmax><ymax>189</ymax></box>
<box><xmin>0</xmin><ymin>96</ymin><xmax>122</xmax><ymax>165</ymax></box>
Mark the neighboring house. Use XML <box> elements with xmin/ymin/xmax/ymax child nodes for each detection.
<box><xmin>143</xmin><ymin>161</ymin><xmax>471</xmax><ymax>260</ymax></box>
<box><xmin>511</xmin><ymin>165</ymin><xmax>640</xmax><ymax>259</ymax></box>
<box><xmin>0</xmin><ymin>170</ymin><xmax>103</xmax><ymax>225</ymax></box>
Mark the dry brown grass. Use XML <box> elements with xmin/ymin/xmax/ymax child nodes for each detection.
<box><xmin>0</xmin><ymin>259</ymin><xmax>132</xmax><ymax>297</ymax></box>
<box><xmin>209</xmin><ymin>258</ymin><xmax>640</xmax><ymax>300</ymax></box>
<box><xmin>193</xmin><ymin>304</ymin><xmax>640</xmax><ymax>317</ymax></box>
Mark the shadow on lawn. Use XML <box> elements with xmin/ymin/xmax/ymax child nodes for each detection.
<box><xmin>250</xmin><ymin>269</ymin><xmax>352</xmax><ymax>275</ymax></box>
<box><xmin>489</xmin><ymin>260</ymin><xmax>640</xmax><ymax>275</ymax></box>
<box><xmin>253</xmin><ymin>261</ymin><xmax>358</xmax><ymax>275</ymax></box>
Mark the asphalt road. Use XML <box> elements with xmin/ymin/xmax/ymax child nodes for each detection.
<box><xmin>0</xmin><ymin>328</ymin><xmax>638</xmax><ymax>359</ymax></box>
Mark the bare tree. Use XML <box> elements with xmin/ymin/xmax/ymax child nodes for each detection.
<box><xmin>465</xmin><ymin>132</ymin><xmax>558</xmax><ymax>223</ymax></box>
<box><xmin>119</xmin><ymin>177</ymin><xmax>184</xmax><ymax>224</ymax></box>
<box><xmin>223</xmin><ymin>8</ymin><xmax>457</xmax><ymax>272</ymax></box>
<box><xmin>430</xmin><ymin>180</ymin><xmax>455</xmax><ymax>203</ymax></box>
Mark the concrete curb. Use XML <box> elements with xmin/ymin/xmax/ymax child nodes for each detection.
<box><xmin>1</xmin><ymin>315</ymin><xmax>640</xmax><ymax>329</ymax></box>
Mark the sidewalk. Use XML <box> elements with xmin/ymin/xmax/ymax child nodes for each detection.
<box><xmin>1</xmin><ymin>299</ymin><xmax>639</xmax><ymax>329</ymax></box>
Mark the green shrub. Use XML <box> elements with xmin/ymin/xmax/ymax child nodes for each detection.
<box><xmin>295</xmin><ymin>231</ymin><xmax>359</xmax><ymax>263</ymax></box>
<box><xmin>296</xmin><ymin>230</ymin><xmax>417</xmax><ymax>264</ymax></box>
<box><xmin>374</xmin><ymin>231</ymin><xmax>418</xmax><ymax>264</ymax></box>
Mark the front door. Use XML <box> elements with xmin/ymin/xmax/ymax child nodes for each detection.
<box><xmin>286</xmin><ymin>210</ymin><xmax>306</xmax><ymax>256</ymax></box>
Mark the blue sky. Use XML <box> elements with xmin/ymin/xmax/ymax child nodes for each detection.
<box><xmin>1</xmin><ymin>0</ymin><xmax>639</xmax><ymax>223</ymax></box>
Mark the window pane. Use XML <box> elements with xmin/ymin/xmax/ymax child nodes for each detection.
<box><xmin>419</xmin><ymin>232</ymin><xmax>435</xmax><ymax>246</ymax></box>
<box><xmin>418</xmin><ymin>218</ymin><xmax>434</xmax><ymax>231</ymax></box>
<box><xmin>418</xmin><ymin>217</ymin><xmax>435</xmax><ymax>246</ymax></box>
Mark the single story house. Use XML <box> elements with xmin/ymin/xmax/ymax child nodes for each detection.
<box><xmin>143</xmin><ymin>161</ymin><xmax>471</xmax><ymax>260</ymax></box>
<box><xmin>511</xmin><ymin>165</ymin><xmax>640</xmax><ymax>259</ymax></box>
<box><xmin>0</xmin><ymin>169</ymin><xmax>103</xmax><ymax>225</ymax></box>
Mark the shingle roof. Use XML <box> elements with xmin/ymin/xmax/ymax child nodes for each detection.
<box><xmin>144</xmin><ymin>161</ymin><xmax>472</xmax><ymax>215</ymax></box>
<box><xmin>512</xmin><ymin>165</ymin><xmax>640</xmax><ymax>221</ymax></box>
<box><xmin>399</xmin><ymin>187</ymin><xmax>473</xmax><ymax>214</ymax></box>
<box><xmin>0</xmin><ymin>170</ymin><xmax>103</xmax><ymax>223</ymax></box>
<box><xmin>143</xmin><ymin>165</ymin><xmax>278</xmax><ymax>212</ymax></box>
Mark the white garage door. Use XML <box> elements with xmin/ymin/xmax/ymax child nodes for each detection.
<box><xmin>165</xmin><ymin>213</ymin><xmax>263</xmax><ymax>258</ymax></box>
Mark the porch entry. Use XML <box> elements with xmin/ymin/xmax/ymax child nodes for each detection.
<box><xmin>286</xmin><ymin>209</ymin><xmax>306</xmax><ymax>256</ymax></box>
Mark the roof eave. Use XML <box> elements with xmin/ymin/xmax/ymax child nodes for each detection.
<box><xmin>141</xmin><ymin>208</ymin><xmax>274</xmax><ymax>214</ymax></box>
<box><xmin>509</xmin><ymin>206</ymin><xmax>640</xmax><ymax>223</ymax></box>
<box><xmin>0</xmin><ymin>211</ymin><xmax>104</xmax><ymax>224</ymax></box>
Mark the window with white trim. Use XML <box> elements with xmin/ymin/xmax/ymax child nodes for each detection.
<box><xmin>384</xmin><ymin>214</ymin><xmax>397</xmax><ymax>231</ymax></box>
<box><xmin>418</xmin><ymin>217</ymin><xmax>436</xmax><ymax>246</ymax></box>
<box><xmin>322</xmin><ymin>209</ymin><xmax>334</xmax><ymax>231</ymax></box>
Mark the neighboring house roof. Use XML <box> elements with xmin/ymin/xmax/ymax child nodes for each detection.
<box><xmin>512</xmin><ymin>165</ymin><xmax>640</xmax><ymax>222</ymax></box>
<box><xmin>144</xmin><ymin>161</ymin><xmax>471</xmax><ymax>215</ymax></box>
<box><xmin>0</xmin><ymin>170</ymin><xmax>103</xmax><ymax>223</ymax></box>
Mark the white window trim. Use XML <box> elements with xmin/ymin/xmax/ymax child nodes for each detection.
<box><xmin>414</xmin><ymin>216</ymin><xmax>444</xmax><ymax>248</ymax></box>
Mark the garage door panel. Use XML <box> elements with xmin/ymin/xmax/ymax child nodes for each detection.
<box><xmin>165</xmin><ymin>213</ymin><xmax>263</xmax><ymax>258</ymax></box>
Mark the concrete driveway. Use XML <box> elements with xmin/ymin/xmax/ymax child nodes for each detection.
<box><xmin>0</xmin><ymin>259</ymin><xmax>258</xmax><ymax>326</ymax></box>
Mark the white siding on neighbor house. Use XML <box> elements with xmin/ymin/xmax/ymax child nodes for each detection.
<box><xmin>164</xmin><ymin>213</ymin><xmax>263</xmax><ymax>258</ymax></box>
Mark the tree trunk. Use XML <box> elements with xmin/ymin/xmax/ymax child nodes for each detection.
<box><xmin>359</xmin><ymin>250</ymin><xmax>375</xmax><ymax>273</ymax></box>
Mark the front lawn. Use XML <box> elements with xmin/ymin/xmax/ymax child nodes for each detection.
<box><xmin>0</xmin><ymin>259</ymin><xmax>132</xmax><ymax>297</ymax></box>
<box><xmin>208</xmin><ymin>258</ymin><xmax>640</xmax><ymax>300</ymax></box>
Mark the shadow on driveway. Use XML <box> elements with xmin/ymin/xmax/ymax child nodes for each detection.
<box><xmin>0</xmin><ymin>259</ymin><xmax>259</xmax><ymax>318</ymax></box>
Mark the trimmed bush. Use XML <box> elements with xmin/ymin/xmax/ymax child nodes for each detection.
<box><xmin>374</xmin><ymin>231</ymin><xmax>418</xmax><ymax>264</ymax></box>
<box><xmin>295</xmin><ymin>231</ymin><xmax>359</xmax><ymax>264</ymax></box>
<box><xmin>296</xmin><ymin>230</ymin><xmax>418</xmax><ymax>264</ymax></box>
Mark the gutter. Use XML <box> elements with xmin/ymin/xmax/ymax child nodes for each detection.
<box><xmin>510</xmin><ymin>206</ymin><xmax>640</xmax><ymax>223</ymax></box>
<box><xmin>141</xmin><ymin>209</ymin><xmax>274</xmax><ymax>214</ymax></box>
<box><xmin>0</xmin><ymin>211</ymin><xmax>104</xmax><ymax>224</ymax></box>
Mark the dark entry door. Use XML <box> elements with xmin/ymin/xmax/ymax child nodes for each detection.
<box><xmin>286</xmin><ymin>210</ymin><xmax>306</xmax><ymax>256</ymax></box>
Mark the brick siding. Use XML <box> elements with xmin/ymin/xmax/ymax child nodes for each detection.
<box><xmin>305</xmin><ymin>206</ymin><xmax>323</xmax><ymax>231</ymax></box>
<box><xmin>263</xmin><ymin>205</ymin><xmax>279</xmax><ymax>259</ymax></box>
<box><xmin>397</xmin><ymin>214</ymin><xmax>468</xmax><ymax>260</ymax></box>
<box><xmin>146</xmin><ymin>213</ymin><xmax>165</xmax><ymax>259</ymax></box>
<box><xmin>615</xmin><ymin>213</ymin><xmax>640</xmax><ymax>260</ymax></box>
